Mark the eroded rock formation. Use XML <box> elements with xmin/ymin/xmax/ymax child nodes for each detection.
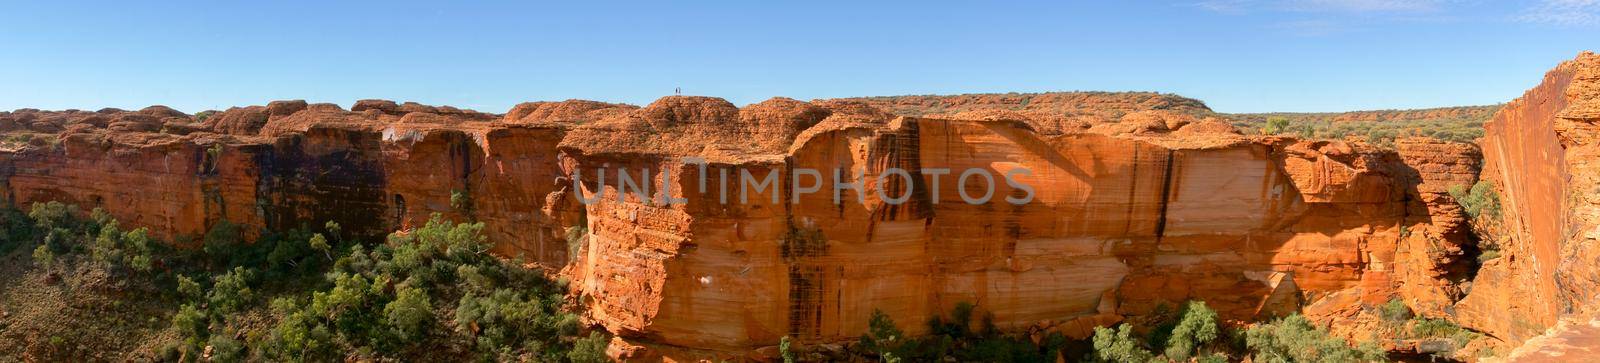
<box><xmin>0</xmin><ymin>100</ymin><xmax>630</xmax><ymax>264</ymax></box>
<box><xmin>549</xmin><ymin>96</ymin><xmax>1490</xmax><ymax>358</ymax></box>
<box><xmin>1455</xmin><ymin>51</ymin><xmax>1600</xmax><ymax>345</ymax></box>
<box><xmin>4</xmin><ymin>79</ymin><xmax>1566</xmax><ymax>360</ymax></box>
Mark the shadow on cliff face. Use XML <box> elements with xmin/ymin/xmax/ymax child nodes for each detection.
<box><xmin>1388</xmin><ymin>140</ymin><xmax>1490</xmax><ymax>303</ymax></box>
<box><xmin>0</xmin><ymin>90</ymin><xmax>1522</xmax><ymax>359</ymax></box>
<box><xmin>254</xmin><ymin>126</ymin><xmax>389</xmax><ymax>239</ymax></box>
<box><xmin>1389</xmin><ymin>155</ymin><xmax>1484</xmax><ymax>285</ymax></box>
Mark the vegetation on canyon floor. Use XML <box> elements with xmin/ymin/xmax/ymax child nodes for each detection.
<box><xmin>0</xmin><ymin>201</ymin><xmax>605</xmax><ymax>362</ymax></box>
<box><xmin>0</xmin><ymin>178</ymin><xmax>1508</xmax><ymax>362</ymax></box>
<box><xmin>849</xmin><ymin>302</ymin><xmax>1073</xmax><ymax>362</ymax></box>
<box><xmin>1376</xmin><ymin>298</ymin><xmax>1483</xmax><ymax>359</ymax></box>
<box><xmin>0</xmin><ymin>192</ymin><xmax>1507</xmax><ymax>363</ymax></box>
<box><xmin>827</xmin><ymin>300</ymin><xmax>1404</xmax><ymax>363</ymax></box>
<box><xmin>2</xmin><ymin>201</ymin><xmax>1489</xmax><ymax>362</ymax></box>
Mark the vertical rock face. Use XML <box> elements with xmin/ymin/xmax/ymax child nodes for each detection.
<box><xmin>0</xmin><ymin>131</ymin><xmax>257</xmax><ymax>243</ymax></box>
<box><xmin>258</xmin><ymin>126</ymin><xmax>391</xmax><ymax>238</ymax></box>
<box><xmin>0</xmin><ymin>92</ymin><xmax>1497</xmax><ymax>358</ymax></box>
<box><xmin>1457</xmin><ymin>51</ymin><xmax>1600</xmax><ymax>344</ymax></box>
<box><xmin>0</xmin><ymin>101</ymin><xmax>615</xmax><ymax>268</ymax></box>
<box><xmin>550</xmin><ymin>96</ymin><xmax>1480</xmax><ymax>356</ymax></box>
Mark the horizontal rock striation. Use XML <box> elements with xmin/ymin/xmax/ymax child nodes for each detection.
<box><xmin>0</xmin><ymin>100</ymin><xmax>619</xmax><ymax>264</ymax></box>
<box><xmin>556</xmin><ymin>99</ymin><xmax>1487</xmax><ymax>358</ymax></box>
<box><xmin>0</xmin><ymin>92</ymin><xmax>1491</xmax><ymax>358</ymax></box>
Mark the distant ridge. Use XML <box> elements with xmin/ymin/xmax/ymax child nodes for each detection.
<box><xmin>826</xmin><ymin>92</ymin><xmax>1498</xmax><ymax>125</ymax></box>
<box><xmin>1225</xmin><ymin>105</ymin><xmax>1500</xmax><ymax>124</ymax></box>
<box><xmin>821</xmin><ymin>91</ymin><xmax>1214</xmax><ymax>120</ymax></box>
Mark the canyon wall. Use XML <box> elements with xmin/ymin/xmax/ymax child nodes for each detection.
<box><xmin>0</xmin><ymin>101</ymin><xmax>594</xmax><ymax>265</ymax></box>
<box><xmin>1455</xmin><ymin>51</ymin><xmax>1600</xmax><ymax>345</ymax></box>
<box><xmin>553</xmin><ymin>97</ymin><xmax>1483</xmax><ymax>358</ymax></box>
<box><xmin>0</xmin><ymin>90</ymin><xmax>1503</xmax><ymax>358</ymax></box>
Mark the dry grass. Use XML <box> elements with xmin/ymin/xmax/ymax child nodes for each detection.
<box><xmin>0</xmin><ymin>250</ymin><xmax>181</xmax><ymax>361</ymax></box>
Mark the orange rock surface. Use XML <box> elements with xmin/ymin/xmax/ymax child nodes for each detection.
<box><xmin>0</xmin><ymin>91</ymin><xmax>1498</xmax><ymax>359</ymax></box>
<box><xmin>0</xmin><ymin>101</ymin><xmax>597</xmax><ymax>264</ymax></box>
<box><xmin>1455</xmin><ymin>51</ymin><xmax>1600</xmax><ymax>347</ymax></box>
<box><xmin>548</xmin><ymin>96</ymin><xmax>1481</xmax><ymax>357</ymax></box>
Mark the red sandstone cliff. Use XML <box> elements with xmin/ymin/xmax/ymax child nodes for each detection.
<box><xmin>550</xmin><ymin>98</ymin><xmax>1488</xmax><ymax>358</ymax></box>
<box><xmin>0</xmin><ymin>99</ymin><xmax>636</xmax><ymax>266</ymax></box>
<box><xmin>1454</xmin><ymin>51</ymin><xmax>1600</xmax><ymax>346</ymax></box>
<box><xmin>0</xmin><ymin>91</ymin><xmax>1498</xmax><ymax>359</ymax></box>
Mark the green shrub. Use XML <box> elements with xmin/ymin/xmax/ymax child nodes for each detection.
<box><xmin>453</xmin><ymin>288</ymin><xmax>580</xmax><ymax>357</ymax></box>
<box><xmin>851</xmin><ymin>303</ymin><xmax>1065</xmax><ymax>362</ymax></box>
<box><xmin>194</xmin><ymin>110</ymin><xmax>218</xmax><ymax>123</ymax></box>
<box><xmin>87</xmin><ymin>216</ymin><xmax>156</xmax><ymax>274</ymax></box>
<box><xmin>568</xmin><ymin>331</ymin><xmax>610</xmax><ymax>363</ymax></box>
<box><xmin>263</xmin><ymin>297</ymin><xmax>337</xmax><ymax>361</ymax></box>
<box><xmin>1164</xmin><ymin>300</ymin><xmax>1221</xmax><ymax>361</ymax></box>
<box><xmin>383</xmin><ymin>285</ymin><xmax>433</xmax><ymax>342</ymax></box>
<box><xmin>1450</xmin><ymin>181</ymin><xmax>1504</xmax><ymax>263</ymax></box>
<box><xmin>1449</xmin><ymin>181</ymin><xmax>1501</xmax><ymax>219</ymax></box>
<box><xmin>172</xmin><ymin>304</ymin><xmax>209</xmax><ymax>348</ymax></box>
<box><xmin>1229</xmin><ymin>107</ymin><xmax>1492</xmax><ymax>147</ymax></box>
<box><xmin>309</xmin><ymin>233</ymin><xmax>332</xmax><ymax>261</ymax></box>
<box><xmin>1410</xmin><ymin>318</ymin><xmax>1477</xmax><ymax>349</ymax></box>
<box><xmin>31</xmin><ymin>244</ymin><xmax>53</xmax><ymax>267</ymax></box>
<box><xmin>931</xmin><ymin>301</ymin><xmax>979</xmax><ymax>339</ymax></box>
<box><xmin>1245</xmin><ymin>314</ymin><xmax>1386</xmax><ymax>363</ymax></box>
<box><xmin>208</xmin><ymin>267</ymin><xmax>256</xmax><ymax>315</ymax></box>
<box><xmin>456</xmin><ymin>264</ymin><xmax>494</xmax><ymax>293</ymax></box>
<box><xmin>1263</xmin><ymin>117</ymin><xmax>1290</xmax><ymax>135</ymax></box>
<box><xmin>177</xmin><ymin>275</ymin><xmax>204</xmax><ymax>299</ymax></box>
<box><xmin>202</xmin><ymin>220</ymin><xmax>245</xmax><ymax>265</ymax></box>
<box><xmin>29</xmin><ymin>201</ymin><xmax>79</xmax><ymax>232</ymax></box>
<box><xmin>1478</xmin><ymin>249</ymin><xmax>1501</xmax><ymax>262</ymax></box>
<box><xmin>0</xmin><ymin>206</ymin><xmax>36</xmax><ymax>253</ymax></box>
<box><xmin>1091</xmin><ymin>324</ymin><xmax>1156</xmax><ymax>363</ymax></box>
<box><xmin>7</xmin><ymin>204</ymin><xmax>597</xmax><ymax>362</ymax></box>
<box><xmin>382</xmin><ymin>214</ymin><xmax>490</xmax><ymax>280</ymax></box>
<box><xmin>780</xmin><ymin>335</ymin><xmax>797</xmax><ymax>363</ymax></box>
<box><xmin>565</xmin><ymin>225</ymin><xmax>587</xmax><ymax>260</ymax></box>
<box><xmin>1380</xmin><ymin>298</ymin><xmax>1412</xmax><ymax>323</ymax></box>
<box><xmin>323</xmin><ymin>221</ymin><xmax>342</xmax><ymax>238</ymax></box>
<box><xmin>450</xmin><ymin>189</ymin><xmax>475</xmax><ymax>219</ymax></box>
<box><xmin>858</xmin><ymin>309</ymin><xmax>911</xmax><ymax>362</ymax></box>
<box><xmin>30</xmin><ymin>202</ymin><xmax>84</xmax><ymax>256</ymax></box>
<box><xmin>208</xmin><ymin>334</ymin><xmax>246</xmax><ymax>363</ymax></box>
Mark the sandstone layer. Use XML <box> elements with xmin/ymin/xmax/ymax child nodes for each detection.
<box><xmin>1454</xmin><ymin>51</ymin><xmax>1600</xmax><ymax>346</ymax></box>
<box><xmin>0</xmin><ymin>89</ymin><xmax>1496</xmax><ymax>359</ymax></box>
<box><xmin>552</xmin><ymin>96</ymin><xmax>1489</xmax><ymax>358</ymax></box>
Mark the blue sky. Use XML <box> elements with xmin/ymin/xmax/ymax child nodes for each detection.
<box><xmin>0</xmin><ymin>1</ymin><xmax>1595</xmax><ymax>113</ymax></box>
